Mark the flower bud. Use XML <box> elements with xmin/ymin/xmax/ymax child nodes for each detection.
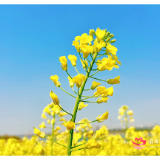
<box><xmin>106</xmin><ymin>37</ymin><xmax>112</xmax><ymax>42</ymax></box>
<box><xmin>105</xmin><ymin>31</ymin><xmax>110</xmax><ymax>37</ymax></box>
<box><xmin>66</xmin><ymin>121</ymin><xmax>75</xmax><ymax>130</ymax></box>
<box><xmin>109</xmin><ymin>34</ymin><xmax>114</xmax><ymax>38</ymax></box>
<box><xmin>110</xmin><ymin>39</ymin><xmax>116</xmax><ymax>43</ymax></box>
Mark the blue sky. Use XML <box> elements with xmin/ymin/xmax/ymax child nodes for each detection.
<box><xmin>0</xmin><ymin>5</ymin><xmax>160</xmax><ymax>135</ymax></box>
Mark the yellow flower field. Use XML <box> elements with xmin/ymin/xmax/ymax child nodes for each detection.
<box><xmin>1</xmin><ymin>124</ymin><xmax>160</xmax><ymax>156</ymax></box>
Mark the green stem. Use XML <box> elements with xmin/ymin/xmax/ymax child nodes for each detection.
<box><xmin>90</xmin><ymin>76</ymin><xmax>108</xmax><ymax>82</ymax></box>
<box><xmin>60</xmin><ymin>87</ymin><xmax>76</xmax><ymax>98</ymax></box>
<box><xmin>72</xmin><ymin>88</ymin><xmax>89</xmax><ymax>97</ymax></box>
<box><xmin>47</xmin><ymin>138</ymin><xmax>67</xmax><ymax>148</ymax></box>
<box><xmin>66</xmin><ymin>70</ymin><xmax>72</xmax><ymax>79</ymax></box>
<box><xmin>125</xmin><ymin>111</ymin><xmax>128</xmax><ymax>130</ymax></box>
<box><xmin>75</xmin><ymin>120</ymin><xmax>97</xmax><ymax>125</ymax></box>
<box><xmin>97</xmin><ymin>53</ymin><xmax>106</xmax><ymax>58</ymax></box>
<box><xmin>58</xmin><ymin>105</ymin><xmax>73</xmax><ymax>116</ymax></box>
<box><xmin>81</xmin><ymin>100</ymin><xmax>97</xmax><ymax>103</ymax></box>
<box><xmin>51</xmin><ymin>114</ymin><xmax>55</xmax><ymax>156</ymax></box>
<box><xmin>81</xmin><ymin>95</ymin><xmax>95</xmax><ymax>100</ymax></box>
<box><xmin>90</xmin><ymin>70</ymin><xmax>99</xmax><ymax>77</ymax></box>
<box><xmin>67</xmin><ymin>52</ymin><xmax>98</xmax><ymax>156</ymax></box>
<box><xmin>86</xmin><ymin>58</ymin><xmax>91</xmax><ymax>64</ymax></box>
<box><xmin>90</xmin><ymin>53</ymin><xmax>93</xmax><ymax>60</ymax></box>
<box><xmin>54</xmin><ymin>141</ymin><xmax>67</xmax><ymax>148</ymax></box>
<box><xmin>84</xmin><ymin>88</ymin><xmax>91</xmax><ymax>91</ymax></box>
<box><xmin>71</xmin><ymin>147</ymin><xmax>88</xmax><ymax>152</ymax></box>
<box><xmin>71</xmin><ymin>142</ymin><xmax>87</xmax><ymax>148</ymax></box>
<box><xmin>74</xmin><ymin>67</ymin><xmax>79</xmax><ymax>74</ymax></box>
<box><xmin>72</xmin><ymin>87</ymin><xmax>77</xmax><ymax>95</ymax></box>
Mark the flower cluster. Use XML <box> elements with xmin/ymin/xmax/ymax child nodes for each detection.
<box><xmin>1</xmin><ymin>123</ymin><xmax>160</xmax><ymax>156</ymax></box>
<box><xmin>33</xmin><ymin>28</ymin><xmax>121</xmax><ymax>156</ymax></box>
<box><xmin>118</xmin><ymin>105</ymin><xmax>135</xmax><ymax>129</ymax></box>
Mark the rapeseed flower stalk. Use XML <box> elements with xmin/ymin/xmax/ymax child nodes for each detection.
<box><xmin>118</xmin><ymin>105</ymin><xmax>135</xmax><ymax>130</ymax></box>
<box><xmin>33</xmin><ymin>28</ymin><xmax>121</xmax><ymax>156</ymax></box>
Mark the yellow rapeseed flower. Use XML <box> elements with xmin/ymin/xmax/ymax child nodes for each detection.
<box><xmin>47</xmin><ymin>102</ymin><xmax>54</xmax><ymax>108</ymax></box>
<box><xmin>107</xmin><ymin>76</ymin><xmax>120</xmax><ymax>85</ymax></box>
<box><xmin>119</xmin><ymin>110</ymin><xmax>124</xmax><ymax>116</ymax></box>
<box><xmin>35</xmin><ymin>143</ymin><xmax>45</xmax><ymax>156</ymax></box>
<box><xmin>118</xmin><ymin>115</ymin><xmax>122</xmax><ymax>119</ymax></box>
<box><xmin>59</xmin><ymin>56</ymin><xmax>68</xmax><ymax>70</ymax></box>
<box><xmin>97</xmin><ymin>55</ymin><xmax>119</xmax><ymax>71</ymax></box>
<box><xmin>103</xmin><ymin>86</ymin><xmax>114</xmax><ymax>96</ymax></box>
<box><xmin>130</xmin><ymin>119</ymin><xmax>134</xmax><ymax>123</ymax></box>
<box><xmin>55</xmin><ymin>126</ymin><xmax>61</xmax><ymax>131</ymax></box>
<box><xmin>91</xmin><ymin>81</ymin><xmax>101</xmax><ymax>90</ymax></box>
<box><xmin>72</xmin><ymin>40</ymin><xmax>80</xmax><ymax>52</ymax></box>
<box><xmin>39</xmin><ymin>122</ymin><xmax>46</xmax><ymax>129</ymax></box>
<box><xmin>33</xmin><ymin>127</ymin><xmax>45</xmax><ymax>138</ymax></box>
<box><xmin>72</xmin><ymin>133</ymin><xmax>82</xmax><ymax>145</ymax></box>
<box><xmin>47</xmin><ymin>119</ymin><xmax>50</xmax><ymax>124</ymax></box>
<box><xmin>66</xmin><ymin>121</ymin><xmax>75</xmax><ymax>130</ymax></box>
<box><xmin>80</xmin><ymin>45</ymin><xmax>93</xmax><ymax>58</ymax></box>
<box><xmin>121</xmin><ymin>105</ymin><xmax>129</xmax><ymax>110</ymax></box>
<box><xmin>43</xmin><ymin>106</ymin><xmax>51</xmax><ymax>115</ymax></box>
<box><xmin>78</xmin><ymin>102</ymin><xmax>88</xmax><ymax>110</ymax></box>
<box><xmin>98</xmin><ymin>150</ymin><xmax>108</xmax><ymax>156</ymax></box>
<box><xmin>96</xmin><ymin>111</ymin><xmax>109</xmax><ymax>122</ymax></box>
<box><xmin>51</xmin><ymin>118</ymin><xmax>55</xmax><ymax>125</ymax></box>
<box><xmin>41</xmin><ymin>113</ymin><xmax>47</xmax><ymax>119</ymax></box>
<box><xmin>75</xmin><ymin>33</ymin><xmax>93</xmax><ymax>45</ymax></box>
<box><xmin>50</xmin><ymin>105</ymin><xmax>61</xmax><ymax>114</ymax></box>
<box><xmin>89</xmin><ymin>29</ymin><xmax>95</xmax><ymax>37</ymax></box>
<box><xmin>72</xmin><ymin>74</ymin><xmax>86</xmax><ymax>88</ymax></box>
<box><xmin>68</xmin><ymin>76</ymin><xmax>74</xmax><ymax>87</ymax></box>
<box><xmin>93</xmin><ymin>39</ymin><xmax>106</xmax><ymax>52</ymax></box>
<box><xmin>94</xmin><ymin>86</ymin><xmax>114</xmax><ymax>97</ymax></box>
<box><xmin>94</xmin><ymin>86</ymin><xmax>106</xmax><ymax>97</ymax></box>
<box><xmin>50</xmin><ymin>75</ymin><xmax>61</xmax><ymax>87</ymax></box>
<box><xmin>112</xmin><ymin>54</ymin><xmax>121</xmax><ymax>65</ymax></box>
<box><xmin>59</xmin><ymin>112</ymin><xmax>67</xmax><ymax>117</ymax></box>
<box><xmin>106</xmin><ymin>43</ymin><xmax>117</xmax><ymax>55</ymax></box>
<box><xmin>127</xmin><ymin>110</ymin><xmax>133</xmax><ymax>116</ymax></box>
<box><xmin>50</xmin><ymin>90</ymin><xmax>59</xmax><ymax>105</ymax></box>
<box><xmin>85</xmin><ymin>139</ymin><xmax>101</xmax><ymax>149</ymax></box>
<box><xmin>95</xmin><ymin>28</ymin><xmax>106</xmax><ymax>41</ymax></box>
<box><xmin>97</xmin><ymin>97</ymin><xmax>109</xmax><ymax>104</ymax></box>
<box><xmin>60</xmin><ymin>118</ymin><xmax>66</xmax><ymax>121</ymax></box>
<box><xmin>68</xmin><ymin>55</ymin><xmax>77</xmax><ymax>66</ymax></box>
